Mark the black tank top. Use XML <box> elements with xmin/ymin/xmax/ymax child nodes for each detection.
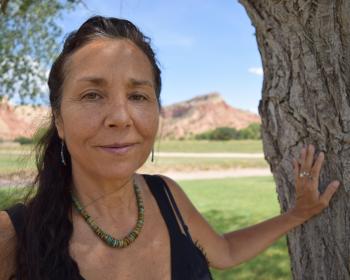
<box><xmin>5</xmin><ymin>174</ymin><xmax>213</xmax><ymax>280</ymax></box>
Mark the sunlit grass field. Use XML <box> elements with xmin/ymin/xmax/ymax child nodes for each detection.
<box><xmin>0</xmin><ymin>153</ymin><xmax>35</xmax><ymax>175</ymax></box>
<box><xmin>180</xmin><ymin>177</ymin><xmax>291</xmax><ymax>280</ymax></box>
<box><xmin>0</xmin><ymin>139</ymin><xmax>263</xmax><ymax>154</ymax></box>
<box><xmin>0</xmin><ymin>176</ymin><xmax>291</xmax><ymax>280</ymax></box>
<box><xmin>0</xmin><ymin>151</ymin><xmax>268</xmax><ymax>175</ymax></box>
<box><xmin>0</xmin><ymin>140</ymin><xmax>266</xmax><ymax>175</ymax></box>
<box><xmin>155</xmin><ymin>139</ymin><xmax>263</xmax><ymax>153</ymax></box>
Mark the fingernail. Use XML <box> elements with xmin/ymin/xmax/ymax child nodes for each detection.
<box><xmin>333</xmin><ymin>181</ymin><xmax>340</xmax><ymax>187</ymax></box>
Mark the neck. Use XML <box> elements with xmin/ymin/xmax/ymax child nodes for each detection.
<box><xmin>70</xmin><ymin>166</ymin><xmax>136</xmax><ymax>217</ymax></box>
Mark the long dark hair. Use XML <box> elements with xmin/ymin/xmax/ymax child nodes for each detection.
<box><xmin>14</xmin><ymin>16</ymin><xmax>161</xmax><ymax>279</ymax></box>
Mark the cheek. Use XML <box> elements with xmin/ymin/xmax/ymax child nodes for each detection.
<box><xmin>133</xmin><ymin>106</ymin><xmax>159</xmax><ymax>138</ymax></box>
<box><xmin>60</xmin><ymin>104</ymin><xmax>103</xmax><ymax>141</ymax></box>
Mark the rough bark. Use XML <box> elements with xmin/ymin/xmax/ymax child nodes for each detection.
<box><xmin>239</xmin><ymin>1</ymin><xmax>350</xmax><ymax>279</ymax></box>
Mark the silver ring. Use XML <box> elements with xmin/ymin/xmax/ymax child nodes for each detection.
<box><xmin>299</xmin><ymin>171</ymin><xmax>312</xmax><ymax>180</ymax></box>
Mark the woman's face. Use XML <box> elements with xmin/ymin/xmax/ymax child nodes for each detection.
<box><xmin>55</xmin><ymin>38</ymin><xmax>159</xmax><ymax>180</ymax></box>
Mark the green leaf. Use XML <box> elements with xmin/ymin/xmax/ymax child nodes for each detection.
<box><xmin>0</xmin><ymin>0</ymin><xmax>81</xmax><ymax>104</ymax></box>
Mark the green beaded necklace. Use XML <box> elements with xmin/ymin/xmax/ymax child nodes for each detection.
<box><xmin>71</xmin><ymin>180</ymin><xmax>144</xmax><ymax>248</ymax></box>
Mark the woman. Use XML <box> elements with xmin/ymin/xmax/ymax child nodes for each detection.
<box><xmin>0</xmin><ymin>16</ymin><xmax>340</xmax><ymax>280</ymax></box>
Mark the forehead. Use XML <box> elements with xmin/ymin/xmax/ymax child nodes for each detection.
<box><xmin>64</xmin><ymin>38</ymin><xmax>154</xmax><ymax>85</ymax></box>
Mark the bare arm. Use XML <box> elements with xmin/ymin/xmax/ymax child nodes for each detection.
<box><xmin>221</xmin><ymin>210</ymin><xmax>306</xmax><ymax>267</ymax></box>
<box><xmin>0</xmin><ymin>211</ymin><xmax>17</xmax><ymax>280</ymax></box>
<box><xmin>162</xmin><ymin>144</ymin><xmax>340</xmax><ymax>269</ymax></box>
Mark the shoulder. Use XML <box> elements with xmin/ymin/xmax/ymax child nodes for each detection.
<box><xmin>156</xmin><ymin>175</ymin><xmax>213</xmax><ymax>228</ymax></box>
<box><xmin>157</xmin><ymin>175</ymin><xmax>232</xmax><ymax>269</ymax></box>
<box><xmin>0</xmin><ymin>210</ymin><xmax>16</xmax><ymax>242</ymax></box>
<box><xmin>0</xmin><ymin>210</ymin><xmax>17</xmax><ymax>278</ymax></box>
<box><xmin>157</xmin><ymin>174</ymin><xmax>182</xmax><ymax>192</ymax></box>
<box><xmin>156</xmin><ymin>175</ymin><xmax>195</xmax><ymax>221</ymax></box>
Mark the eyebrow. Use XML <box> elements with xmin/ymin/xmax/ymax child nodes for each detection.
<box><xmin>76</xmin><ymin>77</ymin><xmax>154</xmax><ymax>88</ymax></box>
<box><xmin>128</xmin><ymin>78</ymin><xmax>154</xmax><ymax>88</ymax></box>
<box><xmin>77</xmin><ymin>76</ymin><xmax>108</xmax><ymax>86</ymax></box>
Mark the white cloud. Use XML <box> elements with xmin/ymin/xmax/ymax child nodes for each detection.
<box><xmin>248</xmin><ymin>67</ymin><xmax>263</xmax><ymax>76</ymax></box>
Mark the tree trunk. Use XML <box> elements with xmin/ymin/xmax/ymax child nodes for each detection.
<box><xmin>239</xmin><ymin>1</ymin><xmax>350</xmax><ymax>279</ymax></box>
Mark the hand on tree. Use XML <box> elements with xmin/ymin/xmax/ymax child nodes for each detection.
<box><xmin>289</xmin><ymin>144</ymin><xmax>340</xmax><ymax>222</ymax></box>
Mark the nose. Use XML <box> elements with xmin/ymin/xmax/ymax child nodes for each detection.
<box><xmin>104</xmin><ymin>99</ymin><xmax>133</xmax><ymax>128</ymax></box>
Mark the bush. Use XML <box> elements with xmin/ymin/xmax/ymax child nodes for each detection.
<box><xmin>195</xmin><ymin>131</ymin><xmax>212</xmax><ymax>140</ymax></box>
<box><xmin>14</xmin><ymin>136</ymin><xmax>33</xmax><ymax>145</ymax></box>
<box><xmin>239</xmin><ymin>123</ymin><xmax>261</xmax><ymax>140</ymax></box>
<box><xmin>211</xmin><ymin>127</ymin><xmax>239</xmax><ymax>140</ymax></box>
<box><xmin>13</xmin><ymin>127</ymin><xmax>49</xmax><ymax>146</ymax></box>
<box><xmin>196</xmin><ymin>127</ymin><xmax>239</xmax><ymax>141</ymax></box>
<box><xmin>195</xmin><ymin>124</ymin><xmax>261</xmax><ymax>141</ymax></box>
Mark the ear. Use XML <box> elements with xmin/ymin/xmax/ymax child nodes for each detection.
<box><xmin>54</xmin><ymin>113</ymin><xmax>65</xmax><ymax>140</ymax></box>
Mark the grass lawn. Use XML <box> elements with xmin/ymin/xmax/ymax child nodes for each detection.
<box><xmin>1</xmin><ymin>140</ymin><xmax>263</xmax><ymax>154</ymax></box>
<box><xmin>179</xmin><ymin>176</ymin><xmax>291</xmax><ymax>280</ymax></box>
<box><xmin>155</xmin><ymin>139</ymin><xmax>263</xmax><ymax>153</ymax></box>
<box><xmin>0</xmin><ymin>187</ymin><xmax>30</xmax><ymax>210</ymax></box>
<box><xmin>141</xmin><ymin>157</ymin><xmax>268</xmax><ymax>173</ymax></box>
<box><xmin>0</xmin><ymin>141</ymin><xmax>267</xmax><ymax>176</ymax></box>
<box><xmin>0</xmin><ymin>152</ymin><xmax>35</xmax><ymax>175</ymax></box>
<box><xmin>0</xmin><ymin>176</ymin><xmax>290</xmax><ymax>280</ymax></box>
<box><xmin>0</xmin><ymin>152</ymin><xmax>268</xmax><ymax>176</ymax></box>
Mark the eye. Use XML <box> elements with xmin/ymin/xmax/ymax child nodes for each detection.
<box><xmin>129</xmin><ymin>93</ymin><xmax>148</xmax><ymax>101</ymax></box>
<box><xmin>82</xmin><ymin>92</ymin><xmax>102</xmax><ymax>101</ymax></box>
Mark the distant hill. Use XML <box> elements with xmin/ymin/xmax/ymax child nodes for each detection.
<box><xmin>0</xmin><ymin>93</ymin><xmax>260</xmax><ymax>141</ymax></box>
<box><xmin>0</xmin><ymin>97</ymin><xmax>49</xmax><ymax>141</ymax></box>
<box><xmin>159</xmin><ymin>93</ymin><xmax>260</xmax><ymax>139</ymax></box>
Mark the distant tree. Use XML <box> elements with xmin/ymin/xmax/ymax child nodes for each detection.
<box><xmin>195</xmin><ymin>131</ymin><xmax>211</xmax><ymax>140</ymax></box>
<box><xmin>195</xmin><ymin>125</ymin><xmax>261</xmax><ymax>141</ymax></box>
<box><xmin>195</xmin><ymin>127</ymin><xmax>238</xmax><ymax>141</ymax></box>
<box><xmin>0</xmin><ymin>0</ymin><xmax>81</xmax><ymax>104</ymax></box>
<box><xmin>14</xmin><ymin>136</ymin><xmax>33</xmax><ymax>145</ymax></box>
<box><xmin>210</xmin><ymin>127</ymin><xmax>235</xmax><ymax>140</ymax></box>
<box><xmin>239</xmin><ymin>123</ymin><xmax>261</xmax><ymax>140</ymax></box>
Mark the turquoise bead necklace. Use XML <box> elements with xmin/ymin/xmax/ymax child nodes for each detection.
<box><xmin>71</xmin><ymin>180</ymin><xmax>144</xmax><ymax>248</ymax></box>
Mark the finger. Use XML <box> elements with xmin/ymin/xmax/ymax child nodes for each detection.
<box><xmin>319</xmin><ymin>181</ymin><xmax>340</xmax><ymax>208</ymax></box>
<box><xmin>304</xmin><ymin>144</ymin><xmax>315</xmax><ymax>171</ymax></box>
<box><xmin>299</xmin><ymin>146</ymin><xmax>307</xmax><ymax>171</ymax></box>
<box><xmin>293</xmin><ymin>158</ymin><xmax>300</xmax><ymax>178</ymax></box>
<box><xmin>311</xmin><ymin>152</ymin><xmax>324</xmax><ymax>180</ymax></box>
<box><xmin>293</xmin><ymin>158</ymin><xmax>302</xmax><ymax>188</ymax></box>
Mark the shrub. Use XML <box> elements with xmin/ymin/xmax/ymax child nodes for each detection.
<box><xmin>211</xmin><ymin>127</ymin><xmax>239</xmax><ymax>140</ymax></box>
<box><xmin>196</xmin><ymin>127</ymin><xmax>239</xmax><ymax>141</ymax></box>
<box><xmin>194</xmin><ymin>124</ymin><xmax>261</xmax><ymax>141</ymax></box>
<box><xmin>195</xmin><ymin>131</ymin><xmax>212</xmax><ymax>140</ymax></box>
<box><xmin>14</xmin><ymin>136</ymin><xmax>33</xmax><ymax>145</ymax></box>
<box><xmin>239</xmin><ymin>123</ymin><xmax>261</xmax><ymax>140</ymax></box>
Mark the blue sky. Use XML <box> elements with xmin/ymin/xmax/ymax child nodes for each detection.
<box><xmin>57</xmin><ymin>0</ymin><xmax>263</xmax><ymax>113</ymax></box>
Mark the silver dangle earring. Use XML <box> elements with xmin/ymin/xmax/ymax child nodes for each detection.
<box><xmin>151</xmin><ymin>148</ymin><xmax>155</xmax><ymax>163</ymax></box>
<box><xmin>61</xmin><ymin>140</ymin><xmax>66</xmax><ymax>166</ymax></box>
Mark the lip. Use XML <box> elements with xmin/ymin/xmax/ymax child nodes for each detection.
<box><xmin>97</xmin><ymin>143</ymin><xmax>138</xmax><ymax>155</ymax></box>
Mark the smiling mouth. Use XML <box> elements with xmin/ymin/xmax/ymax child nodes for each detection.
<box><xmin>98</xmin><ymin>143</ymin><xmax>137</xmax><ymax>154</ymax></box>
